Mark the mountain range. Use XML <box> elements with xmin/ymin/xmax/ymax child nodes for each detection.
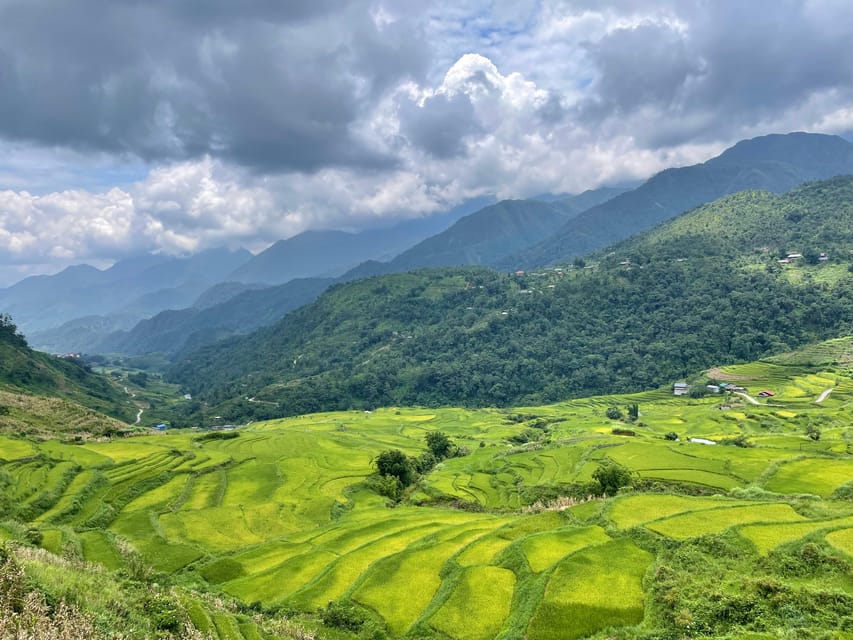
<box><xmin>501</xmin><ymin>131</ymin><xmax>853</xmax><ymax>269</ymax></box>
<box><xmin>8</xmin><ymin>132</ymin><xmax>853</xmax><ymax>360</ymax></box>
<box><xmin>166</xmin><ymin>174</ymin><xmax>853</xmax><ymax>422</ymax></box>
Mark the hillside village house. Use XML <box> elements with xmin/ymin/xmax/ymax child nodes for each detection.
<box><xmin>673</xmin><ymin>382</ymin><xmax>689</xmax><ymax>396</ymax></box>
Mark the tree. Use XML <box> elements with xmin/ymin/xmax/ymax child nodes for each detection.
<box><xmin>425</xmin><ymin>431</ymin><xmax>453</xmax><ymax>460</ymax></box>
<box><xmin>0</xmin><ymin>314</ymin><xmax>26</xmax><ymax>347</ymax></box>
<box><xmin>805</xmin><ymin>424</ymin><xmax>821</xmax><ymax>441</ymax></box>
<box><xmin>375</xmin><ymin>449</ymin><xmax>416</xmax><ymax>487</ymax></box>
<box><xmin>605</xmin><ymin>406</ymin><xmax>623</xmax><ymax>420</ymax></box>
<box><xmin>592</xmin><ymin>461</ymin><xmax>632</xmax><ymax>496</ymax></box>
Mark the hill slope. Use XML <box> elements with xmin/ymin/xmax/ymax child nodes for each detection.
<box><xmin>87</xmin><ymin>190</ymin><xmax>624</xmax><ymax>357</ymax></box>
<box><xmin>2</xmin><ymin>355</ymin><xmax>852</xmax><ymax>639</ymax></box>
<box><xmin>503</xmin><ymin>131</ymin><xmax>853</xmax><ymax>269</ymax></box>
<box><xmin>376</xmin><ymin>187</ymin><xmax>627</xmax><ymax>273</ymax></box>
<box><xmin>0</xmin><ymin>316</ymin><xmax>133</xmax><ymax>423</ymax></box>
<box><xmin>167</xmin><ymin>176</ymin><xmax>853</xmax><ymax>421</ymax></box>
<box><xmin>227</xmin><ymin>201</ymin><xmax>485</xmax><ymax>286</ymax></box>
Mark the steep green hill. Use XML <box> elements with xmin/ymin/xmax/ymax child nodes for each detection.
<box><xmin>502</xmin><ymin>131</ymin><xmax>853</xmax><ymax>269</ymax></box>
<box><xmin>167</xmin><ymin>176</ymin><xmax>853</xmax><ymax>422</ymax></box>
<box><xmin>0</xmin><ymin>316</ymin><xmax>133</xmax><ymax>424</ymax></box>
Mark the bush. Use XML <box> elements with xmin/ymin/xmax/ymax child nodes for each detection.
<box><xmin>611</xmin><ymin>427</ymin><xmax>636</xmax><ymax>436</ymax></box>
<box><xmin>592</xmin><ymin>462</ymin><xmax>633</xmax><ymax>496</ymax></box>
<box><xmin>664</xmin><ymin>431</ymin><xmax>679</xmax><ymax>441</ymax></box>
<box><xmin>425</xmin><ymin>431</ymin><xmax>453</xmax><ymax>460</ymax></box>
<box><xmin>605</xmin><ymin>406</ymin><xmax>623</xmax><ymax>420</ymax></box>
<box><xmin>366</xmin><ymin>474</ymin><xmax>404</xmax><ymax>501</ymax></box>
<box><xmin>321</xmin><ymin>601</ymin><xmax>365</xmax><ymax>632</ymax></box>
<box><xmin>374</xmin><ymin>449</ymin><xmax>415</xmax><ymax>487</ymax></box>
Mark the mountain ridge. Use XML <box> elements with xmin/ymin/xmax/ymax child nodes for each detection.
<box><xmin>501</xmin><ymin>132</ymin><xmax>853</xmax><ymax>269</ymax></box>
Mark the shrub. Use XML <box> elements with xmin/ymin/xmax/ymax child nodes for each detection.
<box><xmin>425</xmin><ymin>431</ymin><xmax>453</xmax><ymax>460</ymax></box>
<box><xmin>592</xmin><ymin>462</ymin><xmax>633</xmax><ymax>496</ymax></box>
<box><xmin>374</xmin><ymin>449</ymin><xmax>416</xmax><ymax>487</ymax></box>
<box><xmin>321</xmin><ymin>601</ymin><xmax>365</xmax><ymax>632</ymax></box>
<box><xmin>605</xmin><ymin>406</ymin><xmax>623</xmax><ymax>420</ymax></box>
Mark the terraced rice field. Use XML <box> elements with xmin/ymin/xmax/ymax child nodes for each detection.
<box><xmin>527</xmin><ymin>539</ymin><xmax>652</xmax><ymax>640</ymax></box>
<box><xmin>1</xmin><ymin>358</ymin><xmax>852</xmax><ymax>639</ymax></box>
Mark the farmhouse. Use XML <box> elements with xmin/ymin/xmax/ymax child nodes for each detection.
<box><xmin>673</xmin><ymin>382</ymin><xmax>689</xmax><ymax>396</ymax></box>
<box><xmin>757</xmin><ymin>390</ymin><xmax>775</xmax><ymax>398</ymax></box>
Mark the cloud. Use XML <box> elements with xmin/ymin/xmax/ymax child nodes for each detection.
<box><xmin>0</xmin><ymin>0</ymin><xmax>429</xmax><ymax>172</ymax></box>
<box><xmin>2</xmin><ymin>0</ymin><xmax>853</xmax><ymax>281</ymax></box>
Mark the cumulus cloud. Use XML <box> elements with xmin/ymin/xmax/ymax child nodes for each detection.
<box><xmin>2</xmin><ymin>0</ymin><xmax>853</xmax><ymax>280</ymax></box>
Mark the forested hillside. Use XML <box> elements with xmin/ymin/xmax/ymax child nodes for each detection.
<box><xmin>167</xmin><ymin>176</ymin><xmax>853</xmax><ymax>422</ymax></box>
<box><xmin>503</xmin><ymin>132</ymin><xmax>853</xmax><ymax>269</ymax></box>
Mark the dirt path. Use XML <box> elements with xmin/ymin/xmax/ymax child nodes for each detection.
<box><xmin>135</xmin><ymin>408</ymin><xmax>143</xmax><ymax>424</ymax></box>
<box><xmin>734</xmin><ymin>391</ymin><xmax>761</xmax><ymax>406</ymax></box>
<box><xmin>815</xmin><ymin>388</ymin><xmax>834</xmax><ymax>403</ymax></box>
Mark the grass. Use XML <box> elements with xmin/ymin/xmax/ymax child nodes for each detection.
<box><xmin>354</xmin><ymin>532</ymin><xmax>486</xmax><ymax>636</ymax></box>
<box><xmin>825</xmin><ymin>528</ymin><xmax>853</xmax><ymax>557</ymax></box>
<box><xmin>0</xmin><ymin>435</ymin><xmax>37</xmax><ymax>460</ymax></box>
<box><xmin>738</xmin><ymin>516</ymin><xmax>853</xmax><ymax>555</ymax></box>
<box><xmin>763</xmin><ymin>458</ymin><xmax>853</xmax><ymax>496</ymax></box>
<box><xmin>78</xmin><ymin>531</ymin><xmax>124</xmax><ymax>571</ymax></box>
<box><xmin>608</xmin><ymin>494</ymin><xmax>741</xmax><ymax>530</ymax></box>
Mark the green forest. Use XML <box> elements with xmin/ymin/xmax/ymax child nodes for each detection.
<box><xmin>167</xmin><ymin>177</ymin><xmax>853</xmax><ymax>424</ymax></box>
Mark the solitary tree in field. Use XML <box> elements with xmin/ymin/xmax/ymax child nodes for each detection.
<box><xmin>375</xmin><ymin>449</ymin><xmax>416</xmax><ymax>487</ymax></box>
<box><xmin>592</xmin><ymin>461</ymin><xmax>633</xmax><ymax>496</ymax></box>
<box><xmin>425</xmin><ymin>431</ymin><xmax>453</xmax><ymax>460</ymax></box>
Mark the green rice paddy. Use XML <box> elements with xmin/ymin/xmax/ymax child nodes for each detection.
<box><xmin>1</xmin><ymin>356</ymin><xmax>852</xmax><ymax>639</ymax></box>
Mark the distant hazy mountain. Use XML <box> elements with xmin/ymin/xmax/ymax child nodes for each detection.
<box><xmin>228</xmin><ymin>199</ymin><xmax>491</xmax><ymax>285</ymax></box>
<box><xmin>95</xmin><ymin>277</ymin><xmax>334</xmax><ymax>356</ymax></box>
<box><xmin>502</xmin><ymin>132</ymin><xmax>853</xmax><ymax>269</ymax></box>
<box><xmin>343</xmin><ymin>186</ymin><xmax>628</xmax><ymax>276</ymax></box>
<box><xmin>26</xmin><ymin>314</ymin><xmax>139</xmax><ymax>355</ymax></box>
<box><xmin>76</xmin><ymin>192</ymin><xmax>621</xmax><ymax>356</ymax></box>
<box><xmin>3</xmin><ymin>247</ymin><xmax>252</xmax><ymax>336</ymax></box>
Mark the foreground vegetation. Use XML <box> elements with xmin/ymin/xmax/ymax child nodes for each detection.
<box><xmin>2</xmin><ymin>340</ymin><xmax>853</xmax><ymax>638</ymax></box>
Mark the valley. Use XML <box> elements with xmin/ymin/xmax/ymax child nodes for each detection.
<box><xmin>2</xmin><ymin>346</ymin><xmax>852</xmax><ymax>639</ymax></box>
<box><xmin>3</xmin><ymin>139</ymin><xmax>853</xmax><ymax>640</ymax></box>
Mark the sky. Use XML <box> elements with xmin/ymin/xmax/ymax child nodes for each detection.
<box><xmin>1</xmin><ymin>0</ymin><xmax>852</xmax><ymax>285</ymax></box>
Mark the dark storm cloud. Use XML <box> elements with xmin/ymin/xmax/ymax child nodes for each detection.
<box><xmin>0</xmin><ymin>0</ymin><xmax>429</xmax><ymax>172</ymax></box>
<box><xmin>398</xmin><ymin>92</ymin><xmax>483</xmax><ymax>158</ymax></box>
<box><xmin>577</xmin><ymin>0</ymin><xmax>853</xmax><ymax>148</ymax></box>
